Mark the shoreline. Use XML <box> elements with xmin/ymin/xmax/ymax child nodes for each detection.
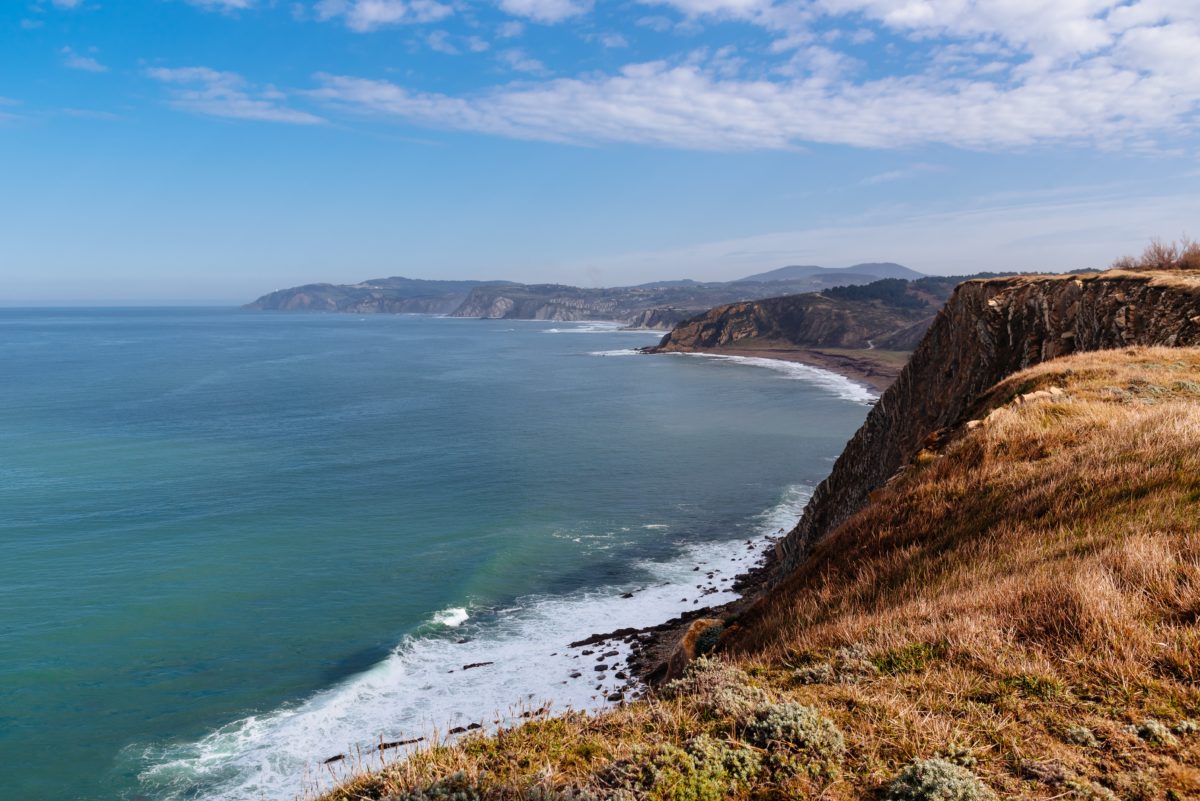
<box><xmin>642</xmin><ymin>345</ymin><xmax>909</xmax><ymax>393</ymax></box>
<box><xmin>609</xmin><ymin>343</ymin><xmax>915</xmax><ymax>684</ymax></box>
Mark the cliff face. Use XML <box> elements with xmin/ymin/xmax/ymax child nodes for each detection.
<box><xmin>649</xmin><ymin>293</ymin><xmax>935</xmax><ymax>352</ymax></box>
<box><xmin>776</xmin><ymin>268</ymin><xmax>1200</xmax><ymax>574</ymax></box>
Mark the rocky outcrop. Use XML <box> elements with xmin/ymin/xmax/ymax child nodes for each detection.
<box><xmin>776</xmin><ymin>269</ymin><xmax>1200</xmax><ymax>576</ymax></box>
<box><xmin>622</xmin><ymin>307</ymin><xmax>699</xmax><ymax>331</ymax></box>
<box><xmin>649</xmin><ymin>293</ymin><xmax>935</xmax><ymax>353</ymax></box>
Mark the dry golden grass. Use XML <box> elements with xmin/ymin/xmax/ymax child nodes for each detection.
<box><xmin>319</xmin><ymin>347</ymin><xmax>1200</xmax><ymax>801</ymax></box>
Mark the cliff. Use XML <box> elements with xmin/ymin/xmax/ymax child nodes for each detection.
<box><xmin>648</xmin><ymin>291</ymin><xmax>934</xmax><ymax>353</ymax></box>
<box><xmin>323</xmin><ymin>340</ymin><xmax>1200</xmax><ymax>801</ymax></box>
<box><xmin>776</xmin><ymin>268</ymin><xmax>1200</xmax><ymax>574</ymax></box>
<box><xmin>319</xmin><ymin>260</ymin><xmax>1200</xmax><ymax>801</ymax></box>
<box><xmin>645</xmin><ymin>276</ymin><xmax>974</xmax><ymax>388</ymax></box>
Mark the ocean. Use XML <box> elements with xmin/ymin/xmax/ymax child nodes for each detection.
<box><xmin>0</xmin><ymin>309</ymin><xmax>872</xmax><ymax>801</ymax></box>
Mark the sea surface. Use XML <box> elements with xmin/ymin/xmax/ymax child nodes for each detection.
<box><xmin>0</xmin><ymin>309</ymin><xmax>872</xmax><ymax>801</ymax></box>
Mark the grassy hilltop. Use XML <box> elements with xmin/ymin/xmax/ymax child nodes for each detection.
<box><xmin>318</xmin><ymin>245</ymin><xmax>1200</xmax><ymax>801</ymax></box>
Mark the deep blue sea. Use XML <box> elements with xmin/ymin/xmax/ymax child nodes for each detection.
<box><xmin>0</xmin><ymin>309</ymin><xmax>872</xmax><ymax>801</ymax></box>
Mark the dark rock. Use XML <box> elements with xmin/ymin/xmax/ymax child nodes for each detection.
<box><xmin>379</xmin><ymin>737</ymin><xmax>423</xmax><ymax>750</ymax></box>
<box><xmin>462</xmin><ymin>662</ymin><xmax>494</xmax><ymax>670</ymax></box>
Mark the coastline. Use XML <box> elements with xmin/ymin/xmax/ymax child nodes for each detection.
<box><xmin>642</xmin><ymin>344</ymin><xmax>909</xmax><ymax>393</ymax></box>
<box><xmin>609</xmin><ymin>343</ymin><xmax>913</xmax><ymax>683</ymax></box>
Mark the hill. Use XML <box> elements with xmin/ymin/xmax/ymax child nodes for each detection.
<box><xmin>739</xmin><ymin>262</ymin><xmax>924</xmax><ymax>283</ymax></box>
<box><xmin>645</xmin><ymin>276</ymin><xmax>982</xmax><ymax>390</ymax></box>
<box><xmin>243</xmin><ymin>265</ymin><xmax>921</xmax><ymax>328</ymax></box>
<box><xmin>319</xmin><ymin>252</ymin><xmax>1200</xmax><ymax>801</ymax></box>
<box><xmin>244</xmin><ymin>277</ymin><xmax>499</xmax><ymax>314</ymax></box>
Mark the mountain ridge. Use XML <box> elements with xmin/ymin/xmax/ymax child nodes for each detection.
<box><xmin>243</xmin><ymin>264</ymin><xmax>922</xmax><ymax>327</ymax></box>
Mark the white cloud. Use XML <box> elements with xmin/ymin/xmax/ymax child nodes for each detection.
<box><xmin>598</xmin><ymin>32</ymin><xmax>629</xmax><ymax>48</ymax></box>
<box><xmin>303</xmin><ymin>1</ymin><xmax>1200</xmax><ymax>152</ymax></box>
<box><xmin>60</xmin><ymin>47</ymin><xmax>107</xmax><ymax>73</ymax></box>
<box><xmin>498</xmin><ymin>0</ymin><xmax>592</xmax><ymax>24</ymax></box>
<box><xmin>315</xmin><ymin>0</ymin><xmax>452</xmax><ymax>31</ymax></box>
<box><xmin>50</xmin><ymin>0</ymin><xmax>84</xmax><ymax>7</ymax></box>
<box><xmin>311</xmin><ymin>43</ymin><xmax>1200</xmax><ymax>151</ymax></box>
<box><xmin>496</xmin><ymin>48</ymin><xmax>547</xmax><ymax>73</ymax></box>
<box><xmin>186</xmin><ymin>0</ymin><xmax>255</xmax><ymax>9</ymax></box>
<box><xmin>427</xmin><ymin>30</ymin><xmax>460</xmax><ymax>54</ymax></box>
<box><xmin>497</xmin><ymin>20</ymin><xmax>525</xmax><ymax>37</ymax></box>
<box><xmin>148</xmin><ymin>67</ymin><xmax>324</xmax><ymax>124</ymax></box>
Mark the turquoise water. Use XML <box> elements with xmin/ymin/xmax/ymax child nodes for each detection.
<box><xmin>0</xmin><ymin>309</ymin><xmax>871</xmax><ymax>801</ymax></box>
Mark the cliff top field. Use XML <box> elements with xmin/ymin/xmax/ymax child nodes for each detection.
<box><xmin>317</xmin><ymin>258</ymin><xmax>1200</xmax><ymax>801</ymax></box>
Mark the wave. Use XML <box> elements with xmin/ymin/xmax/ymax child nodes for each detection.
<box><xmin>540</xmin><ymin>322</ymin><xmax>662</xmax><ymax>335</ymax></box>
<box><xmin>135</xmin><ymin>485</ymin><xmax>812</xmax><ymax>801</ymax></box>
<box><xmin>431</xmin><ymin>607</ymin><xmax>470</xmax><ymax>627</ymax></box>
<box><xmin>589</xmin><ymin>349</ymin><xmax>643</xmax><ymax>357</ymax></box>
<box><xmin>674</xmin><ymin>353</ymin><xmax>877</xmax><ymax>405</ymax></box>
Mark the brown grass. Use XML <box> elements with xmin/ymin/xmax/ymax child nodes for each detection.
<box><xmin>317</xmin><ymin>347</ymin><xmax>1200</xmax><ymax>801</ymax></box>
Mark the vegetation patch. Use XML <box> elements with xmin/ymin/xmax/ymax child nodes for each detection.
<box><xmin>883</xmin><ymin>759</ymin><xmax>997</xmax><ymax>801</ymax></box>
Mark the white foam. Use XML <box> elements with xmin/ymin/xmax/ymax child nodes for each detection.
<box><xmin>589</xmin><ymin>349</ymin><xmax>643</xmax><ymax>357</ymax></box>
<box><xmin>540</xmin><ymin>322</ymin><xmax>663</xmax><ymax>335</ymax></box>
<box><xmin>135</xmin><ymin>486</ymin><xmax>812</xmax><ymax>801</ymax></box>
<box><xmin>432</xmin><ymin>607</ymin><xmax>469</xmax><ymax>627</ymax></box>
<box><xmin>674</xmin><ymin>353</ymin><xmax>877</xmax><ymax>405</ymax></box>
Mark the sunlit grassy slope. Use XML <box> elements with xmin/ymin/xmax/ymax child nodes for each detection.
<box><xmin>320</xmin><ymin>347</ymin><xmax>1200</xmax><ymax>801</ymax></box>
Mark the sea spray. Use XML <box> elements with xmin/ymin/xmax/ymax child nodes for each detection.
<box><xmin>137</xmin><ymin>485</ymin><xmax>812</xmax><ymax>801</ymax></box>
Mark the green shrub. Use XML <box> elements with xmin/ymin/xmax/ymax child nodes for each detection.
<box><xmin>693</xmin><ymin>624</ymin><xmax>723</xmax><ymax>656</ymax></box>
<box><xmin>1128</xmin><ymin>719</ymin><xmax>1178</xmax><ymax>746</ymax></box>
<box><xmin>883</xmin><ymin>758</ymin><xmax>998</xmax><ymax>801</ymax></box>
<box><xmin>598</xmin><ymin>744</ymin><xmax>725</xmax><ymax>801</ymax></box>
<box><xmin>791</xmin><ymin>644</ymin><xmax>879</xmax><ymax>685</ymax></box>
<box><xmin>685</xmin><ymin>734</ymin><xmax>761</xmax><ymax>786</ymax></box>
<box><xmin>1065</xmin><ymin>726</ymin><xmax>1099</xmax><ymax>747</ymax></box>
<box><xmin>1064</xmin><ymin>779</ymin><xmax>1118</xmax><ymax>801</ymax></box>
<box><xmin>384</xmin><ymin>773</ymin><xmax>481</xmax><ymax>801</ymax></box>
<box><xmin>792</xmin><ymin>663</ymin><xmax>837</xmax><ymax>685</ymax></box>
<box><xmin>871</xmin><ymin>642</ymin><xmax>946</xmax><ymax>675</ymax></box>
<box><xmin>1173</xmin><ymin>719</ymin><xmax>1199</xmax><ymax>736</ymax></box>
<box><xmin>660</xmin><ymin>657</ymin><xmax>768</xmax><ymax>719</ymax></box>
<box><xmin>522</xmin><ymin>789</ymin><xmax>599</xmax><ymax>801</ymax></box>
<box><xmin>742</xmin><ymin>702</ymin><xmax>845</xmax><ymax>762</ymax></box>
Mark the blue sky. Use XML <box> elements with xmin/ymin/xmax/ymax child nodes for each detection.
<box><xmin>2</xmin><ymin>0</ymin><xmax>1199</xmax><ymax>304</ymax></box>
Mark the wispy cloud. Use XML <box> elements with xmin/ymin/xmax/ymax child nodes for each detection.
<box><xmin>496</xmin><ymin>48</ymin><xmax>547</xmax><ymax>73</ymax></box>
<box><xmin>190</xmin><ymin>0</ymin><xmax>253</xmax><ymax>8</ymax></box>
<box><xmin>314</xmin><ymin>0</ymin><xmax>452</xmax><ymax>31</ymax></box>
<box><xmin>498</xmin><ymin>0</ymin><xmax>592</xmax><ymax>24</ymax></box>
<box><xmin>148</xmin><ymin>67</ymin><xmax>324</xmax><ymax>124</ymax></box>
<box><xmin>310</xmin><ymin>40</ymin><xmax>1200</xmax><ymax>151</ymax></box>
<box><xmin>497</xmin><ymin>20</ymin><xmax>525</xmax><ymax>38</ymax></box>
<box><xmin>859</xmin><ymin>163</ymin><xmax>944</xmax><ymax>185</ymax></box>
<box><xmin>61</xmin><ymin>46</ymin><xmax>107</xmax><ymax>73</ymax></box>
